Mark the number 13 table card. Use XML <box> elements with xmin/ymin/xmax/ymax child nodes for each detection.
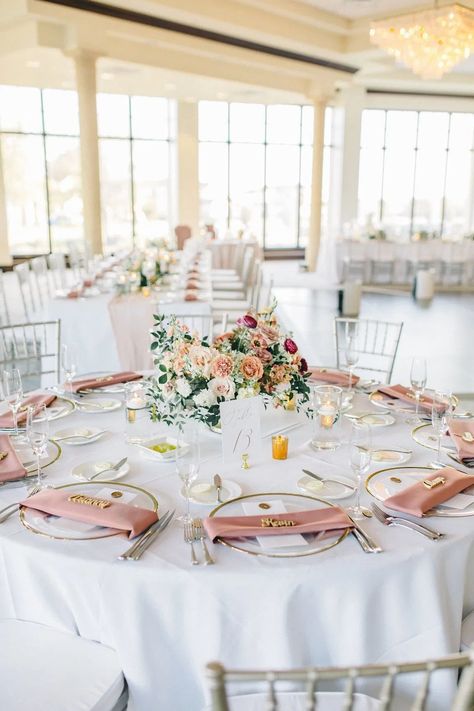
<box><xmin>220</xmin><ymin>396</ymin><xmax>262</xmax><ymax>464</ymax></box>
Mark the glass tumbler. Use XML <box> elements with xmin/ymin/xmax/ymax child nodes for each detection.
<box><xmin>311</xmin><ymin>385</ymin><xmax>342</xmax><ymax>451</ymax></box>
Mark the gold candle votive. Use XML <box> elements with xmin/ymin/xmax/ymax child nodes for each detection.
<box><xmin>272</xmin><ymin>434</ymin><xmax>289</xmax><ymax>460</ymax></box>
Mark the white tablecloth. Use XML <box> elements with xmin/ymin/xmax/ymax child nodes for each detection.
<box><xmin>1</xmin><ymin>393</ymin><xmax>473</xmax><ymax>711</ymax></box>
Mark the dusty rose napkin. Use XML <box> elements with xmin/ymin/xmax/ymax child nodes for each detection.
<box><xmin>20</xmin><ymin>488</ymin><xmax>158</xmax><ymax>539</ymax></box>
<box><xmin>67</xmin><ymin>288</ymin><xmax>84</xmax><ymax>299</ymax></box>
<box><xmin>308</xmin><ymin>367</ymin><xmax>359</xmax><ymax>387</ymax></box>
<box><xmin>384</xmin><ymin>467</ymin><xmax>474</xmax><ymax>517</ymax></box>
<box><xmin>184</xmin><ymin>292</ymin><xmax>200</xmax><ymax>302</ymax></box>
<box><xmin>448</xmin><ymin>420</ymin><xmax>474</xmax><ymax>465</ymax></box>
<box><xmin>377</xmin><ymin>384</ymin><xmax>444</xmax><ymax>413</ymax></box>
<box><xmin>67</xmin><ymin>371</ymin><xmax>142</xmax><ymax>393</ymax></box>
<box><xmin>0</xmin><ymin>393</ymin><xmax>56</xmax><ymax>429</ymax></box>
<box><xmin>204</xmin><ymin>506</ymin><xmax>352</xmax><ymax>543</ymax></box>
<box><xmin>0</xmin><ymin>435</ymin><xmax>27</xmax><ymax>482</ymax></box>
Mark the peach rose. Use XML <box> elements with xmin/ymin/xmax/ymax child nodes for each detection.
<box><xmin>210</xmin><ymin>354</ymin><xmax>234</xmax><ymax>378</ymax></box>
<box><xmin>270</xmin><ymin>364</ymin><xmax>288</xmax><ymax>384</ymax></box>
<box><xmin>189</xmin><ymin>345</ymin><xmax>214</xmax><ymax>376</ymax></box>
<box><xmin>240</xmin><ymin>355</ymin><xmax>264</xmax><ymax>381</ymax></box>
<box><xmin>259</xmin><ymin>325</ymin><xmax>279</xmax><ymax>344</ymax></box>
<box><xmin>253</xmin><ymin>347</ymin><xmax>273</xmax><ymax>363</ymax></box>
<box><xmin>208</xmin><ymin>377</ymin><xmax>235</xmax><ymax>400</ymax></box>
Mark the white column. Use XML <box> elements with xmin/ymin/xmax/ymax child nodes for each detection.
<box><xmin>337</xmin><ymin>85</ymin><xmax>365</xmax><ymax>230</ymax></box>
<box><xmin>74</xmin><ymin>51</ymin><xmax>103</xmax><ymax>254</ymax></box>
<box><xmin>176</xmin><ymin>100</ymin><xmax>199</xmax><ymax>236</ymax></box>
<box><xmin>0</xmin><ymin>142</ymin><xmax>12</xmax><ymax>266</ymax></box>
<box><xmin>305</xmin><ymin>98</ymin><xmax>326</xmax><ymax>272</ymax></box>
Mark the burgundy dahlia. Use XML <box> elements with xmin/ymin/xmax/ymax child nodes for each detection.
<box><xmin>284</xmin><ymin>338</ymin><xmax>298</xmax><ymax>354</ymax></box>
<box><xmin>299</xmin><ymin>357</ymin><xmax>308</xmax><ymax>373</ymax></box>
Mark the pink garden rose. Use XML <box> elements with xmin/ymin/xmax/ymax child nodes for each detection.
<box><xmin>253</xmin><ymin>347</ymin><xmax>273</xmax><ymax>363</ymax></box>
<box><xmin>210</xmin><ymin>354</ymin><xmax>234</xmax><ymax>378</ymax></box>
<box><xmin>208</xmin><ymin>377</ymin><xmax>235</xmax><ymax>400</ymax></box>
<box><xmin>188</xmin><ymin>345</ymin><xmax>214</xmax><ymax>376</ymax></box>
<box><xmin>259</xmin><ymin>324</ymin><xmax>279</xmax><ymax>344</ymax></box>
<box><xmin>284</xmin><ymin>338</ymin><xmax>298</xmax><ymax>354</ymax></box>
<box><xmin>240</xmin><ymin>355</ymin><xmax>264</xmax><ymax>381</ymax></box>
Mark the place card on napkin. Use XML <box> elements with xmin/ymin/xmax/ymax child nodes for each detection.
<box><xmin>447</xmin><ymin>420</ymin><xmax>474</xmax><ymax>465</ymax></box>
<box><xmin>0</xmin><ymin>435</ymin><xmax>26</xmax><ymax>482</ymax></box>
<box><xmin>20</xmin><ymin>488</ymin><xmax>158</xmax><ymax>538</ymax></box>
<box><xmin>308</xmin><ymin>367</ymin><xmax>359</xmax><ymax>387</ymax></box>
<box><xmin>220</xmin><ymin>395</ymin><xmax>262</xmax><ymax>464</ymax></box>
<box><xmin>377</xmin><ymin>384</ymin><xmax>444</xmax><ymax>413</ymax></box>
<box><xmin>0</xmin><ymin>393</ymin><xmax>57</xmax><ymax>429</ymax></box>
<box><xmin>384</xmin><ymin>467</ymin><xmax>474</xmax><ymax>517</ymax></box>
<box><xmin>242</xmin><ymin>500</ymin><xmax>307</xmax><ymax>549</ymax></box>
<box><xmin>42</xmin><ymin>488</ymin><xmax>140</xmax><ymax>534</ymax></box>
<box><xmin>67</xmin><ymin>371</ymin><xmax>142</xmax><ymax>393</ymax></box>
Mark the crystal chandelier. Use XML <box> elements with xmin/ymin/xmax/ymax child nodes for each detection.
<box><xmin>369</xmin><ymin>3</ymin><xmax>474</xmax><ymax>79</ymax></box>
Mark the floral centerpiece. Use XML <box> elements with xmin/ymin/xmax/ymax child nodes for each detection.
<box><xmin>147</xmin><ymin>304</ymin><xmax>310</xmax><ymax>428</ymax></box>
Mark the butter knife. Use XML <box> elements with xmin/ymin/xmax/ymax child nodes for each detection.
<box><xmin>347</xmin><ymin>515</ymin><xmax>383</xmax><ymax>553</ymax></box>
<box><xmin>214</xmin><ymin>474</ymin><xmax>223</xmax><ymax>503</ymax></box>
<box><xmin>118</xmin><ymin>509</ymin><xmax>173</xmax><ymax>560</ymax></box>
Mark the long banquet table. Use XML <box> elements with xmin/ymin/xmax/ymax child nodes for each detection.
<box><xmin>1</xmin><ymin>388</ymin><xmax>474</xmax><ymax>710</ymax></box>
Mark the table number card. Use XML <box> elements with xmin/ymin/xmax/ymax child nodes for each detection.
<box><xmin>220</xmin><ymin>396</ymin><xmax>262</xmax><ymax>463</ymax></box>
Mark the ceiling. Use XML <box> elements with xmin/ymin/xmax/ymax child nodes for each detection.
<box><xmin>301</xmin><ymin>0</ymin><xmax>426</xmax><ymax>20</ymax></box>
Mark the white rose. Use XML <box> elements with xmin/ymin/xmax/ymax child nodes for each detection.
<box><xmin>208</xmin><ymin>377</ymin><xmax>235</xmax><ymax>401</ymax></box>
<box><xmin>237</xmin><ymin>386</ymin><xmax>255</xmax><ymax>399</ymax></box>
<box><xmin>176</xmin><ymin>378</ymin><xmax>192</xmax><ymax>398</ymax></box>
<box><xmin>193</xmin><ymin>388</ymin><xmax>217</xmax><ymax>407</ymax></box>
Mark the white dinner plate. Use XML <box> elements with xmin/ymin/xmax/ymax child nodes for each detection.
<box><xmin>365</xmin><ymin>465</ymin><xmax>474</xmax><ymax>517</ymax></box>
<box><xmin>297</xmin><ymin>474</ymin><xmax>354</xmax><ymax>500</ymax></box>
<box><xmin>72</xmin><ymin>459</ymin><xmax>130</xmax><ymax>482</ymax></box>
<box><xmin>20</xmin><ymin>481</ymin><xmax>158</xmax><ymax>540</ymax></box>
<box><xmin>77</xmin><ymin>398</ymin><xmax>122</xmax><ymax>414</ymax></box>
<box><xmin>52</xmin><ymin>427</ymin><xmax>106</xmax><ymax>446</ymax></box>
<box><xmin>180</xmin><ymin>478</ymin><xmax>241</xmax><ymax>505</ymax></box>
<box><xmin>345</xmin><ymin>412</ymin><xmax>396</xmax><ymax>427</ymax></box>
<box><xmin>370</xmin><ymin>448</ymin><xmax>412</xmax><ymax>465</ymax></box>
<box><xmin>0</xmin><ymin>396</ymin><xmax>75</xmax><ymax>426</ymax></box>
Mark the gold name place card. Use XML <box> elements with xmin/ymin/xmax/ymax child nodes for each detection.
<box><xmin>261</xmin><ymin>517</ymin><xmax>295</xmax><ymax>528</ymax></box>
<box><xmin>68</xmin><ymin>494</ymin><xmax>111</xmax><ymax>509</ymax></box>
<box><xmin>0</xmin><ymin>451</ymin><xmax>8</xmax><ymax>461</ymax></box>
<box><xmin>422</xmin><ymin>476</ymin><xmax>446</xmax><ymax>490</ymax></box>
<box><xmin>96</xmin><ymin>376</ymin><xmax>114</xmax><ymax>383</ymax></box>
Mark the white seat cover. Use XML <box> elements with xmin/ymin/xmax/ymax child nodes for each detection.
<box><xmin>0</xmin><ymin>620</ymin><xmax>124</xmax><ymax>711</ymax></box>
<box><xmin>461</xmin><ymin>611</ymin><xmax>474</xmax><ymax>651</ymax></box>
<box><xmin>207</xmin><ymin>691</ymin><xmax>381</xmax><ymax>711</ymax></box>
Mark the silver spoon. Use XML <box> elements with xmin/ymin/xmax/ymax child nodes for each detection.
<box><xmin>87</xmin><ymin>457</ymin><xmax>128</xmax><ymax>480</ymax></box>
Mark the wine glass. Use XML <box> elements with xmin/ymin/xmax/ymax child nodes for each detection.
<box><xmin>3</xmin><ymin>369</ymin><xmax>24</xmax><ymax>438</ymax></box>
<box><xmin>142</xmin><ymin>260</ymin><xmax>156</xmax><ymax>289</ymax></box>
<box><xmin>407</xmin><ymin>357</ymin><xmax>427</xmax><ymax>424</ymax></box>
<box><xmin>346</xmin><ymin>421</ymin><xmax>371</xmax><ymax>520</ymax></box>
<box><xmin>345</xmin><ymin>336</ymin><xmax>359</xmax><ymax>392</ymax></box>
<box><xmin>26</xmin><ymin>404</ymin><xmax>50</xmax><ymax>490</ymax></box>
<box><xmin>431</xmin><ymin>391</ymin><xmax>452</xmax><ymax>466</ymax></box>
<box><xmin>61</xmin><ymin>344</ymin><xmax>77</xmax><ymax>390</ymax></box>
<box><xmin>176</xmin><ymin>423</ymin><xmax>200</xmax><ymax>525</ymax></box>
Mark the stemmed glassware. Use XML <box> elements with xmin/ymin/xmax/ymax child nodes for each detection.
<box><xmin>431</xmin><ymin>391</ymin><xmax>452</xmax><ymax>465</ymax></box>
<box><xmin>407</xmin><ymin>357</ymin><xmax>427</xmax><ymax>424</ymax></box>
<box><xmin>26</xmin><ymin>404</ymin><xmax>50</xmax><ymax>490</ymax></box>
<box><xmin>3</xmin><ymin>368</ymin><xmax>24</xmax><ymax>438</ymax></box>
<box><xmin>61</xmin><ymin>344</ymin><xmax>77</xmax><ymax>390</ymax></box>
<box><xmin>346</xmin><ymin>421</ymin><xmax>372</xmax><ymax>521</ymax></box>
<box><xmin>176</xmin><ymin>423</ymin><xmax>200</xmax><ymax>525</ymax></box>
<box><xmin>344</xmin><ymin>322</ymin><xmax>359</xmax><ymax>392</ymax></box>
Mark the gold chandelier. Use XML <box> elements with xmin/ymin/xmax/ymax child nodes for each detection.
<box><xmin>369</xmin><ymin>3</ymin><xmax>474</xmax><ymax>79</ymax></box>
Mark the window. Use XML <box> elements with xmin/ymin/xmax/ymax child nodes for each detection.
<box><xmin>0</xmin><ymin>85</ymin><xmax>83</xmax><ymax>255</ymax></box>
<box><xmin>358</xmin><ymin>108</ymin><xmax>474</xmax><ymax>237</ymax></box>
<box><xmin>198</xmin><ymin>101</ymin><xmax>333</xmax><ymax>249</ymax></box>
<box><xmin>97</xmin><ymin>94</ymin><xmax>175</xmax><ymax>252</ymax></box>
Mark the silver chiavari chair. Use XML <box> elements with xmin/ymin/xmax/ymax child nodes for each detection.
<box><xmin>152</xmin><ymin>303</ymin><xmax>228</xmax><ymax>342</ymax></box>
<box><xmin>13</xmin><ymin>262</ymin><xmax>39</xmax><ymax>321</ymax></box>
<box><xmin>0</xmin><ymin>269</ymin><xmax>10</xmax><ymax>326</ymax></box>
<box><xmin>206</xmin><ymin>651</ymin><xmax>474</xmax><ymax>711</ymax></box>
<box><xmin>47</xmin><ymin>252</ymin><xmax>68</xmax><ymax>290</ymax></box>
<box><xmin>31</xmin><ymin>255</ymin><xmax>52</xmax><ymax>306</ymax></box>
<box><xmin>334</xmin><ymin>317</ymin><xmax>403</xmax><ymax>384</ymax></box>
<box><xmin>0</xmin><ymin>320</ymin><xmax>61</xmax><ymax>390</ymax></box>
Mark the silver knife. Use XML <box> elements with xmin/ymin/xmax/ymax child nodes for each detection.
<box><xmin>127</xmin><ymin>511</ymin><xmax>175</xmax><ymax>561</ymax></box>
<box><xmin>117</xmin><ymin>510</ymin><xmax>173</xmax><ymax>560</ymax></box>
<box><xmin>214</xmin><ymin>474</ymin><xmax>223</xmax><ymax>503</ymax></box>
<box><xmin>371</xmin><ymin>503</ymin><xmax>443</xmax><ymax>540</ymax></box>
<box><xmin>347</xmin><ymin>514</ymin><xmax>383</xmax><ymax>553</ymax></box>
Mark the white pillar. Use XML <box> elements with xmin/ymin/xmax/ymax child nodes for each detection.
<box><xmin>176</xmin><ymin>100</ymin><xmax>199</xmax><ymax>236</ymax></box>
<box><xmin>337</xmin><ymin>85</ymin><xmax>365</xmax><ymax>230</ymax></box>
<box><xmin>0</xmin><ymin>142</ymin><xmax>12</xmax><ymax>266</ymax></box>
<box><xmin>305</xmin><ymin>98</ymin><xmax>326</xmax><ymax>272</ymax></box>
<box><xmin>74</xmin><ymin>51</ymin><xmax>103</xmax><ymax>254</ymax></box>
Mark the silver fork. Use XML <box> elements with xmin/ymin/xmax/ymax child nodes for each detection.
<box><xmin>0</xmin><ymin>485</ymin><xmax>41</xmax><ymax>523</ymax></box>
<box><xmin>193</xmin><ymin>518</ymin><xmax>214</xmax><ymax>565</ymax></box>
<box><xmin>184</xmin><ymin>521</ymin><xmax>199</xmax><ymax>565</ymax></box>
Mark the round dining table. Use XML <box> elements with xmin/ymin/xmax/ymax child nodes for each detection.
<box><xmin>0</xmin><ymin>389</ymin><xmax>473</xmax><ymax>711</ymax></box>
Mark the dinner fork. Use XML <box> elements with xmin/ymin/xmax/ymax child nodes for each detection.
<box><xmin>0</xmin><ymin>484</ymin><xmax>41</xmax><ymax>523</ymax></box>
<box><xmin>184</xmin><ymin>522</ymin><xmax>199</xmax><ymax>565</ymax></box>
<box><xmin>193</xmin><ymin>518</ymin><xmax>214</xmax><ymax>565</ymax></box>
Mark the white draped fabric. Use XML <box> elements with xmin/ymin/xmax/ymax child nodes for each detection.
<box><xmin>1</xmin><ymin>393</ymin><xmax>474</xmax><ymax>710</ymax></box>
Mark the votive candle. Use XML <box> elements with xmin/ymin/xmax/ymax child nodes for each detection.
<box><xmin>272</xmin><ymin>434</ymin><xmax>289</xmax><ymax>460</ymax></box>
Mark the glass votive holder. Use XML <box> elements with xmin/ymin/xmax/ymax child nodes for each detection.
<box><xmin>311</xmin><ymin>385</ymin><xmax>342</xmax><ymax>451</ymax></box>
<box><xmin>124</xmin><ymin>382</ymin><xmax>151</xmax><ymax>443</ymax></box>
<box><xmin>272</xmin><ymin>434</ymin><xmax>289</xmax><ymax>460</ymax></box>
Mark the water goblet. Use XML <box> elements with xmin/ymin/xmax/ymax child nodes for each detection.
<box><xmin>345</xmin><ymin>336</ymin><xmax>359</xmax><ymax>392</ymax></box>
<box><xmin>3</xmin><ymin>368</ymin><xmax>24</xmax><ymax>438</ymax></box>
<box><xmin>176</xmin><ymin>424</ymin><xmax>200</xmax><ymax>525</ymax></box>
<box><xmin>407</xmin><ymin>357</ymin><xmax>427</xmax><ymax>424</ymax></box>
<box><xmin>61</xmin><ymin>344</ymin><xmax>77</xmax><ymax>390</ymax></box>
<box><xmin>431</xmin><ymin>391</ymin><xmax>452</xmax><ymax>465</ymax></box>
<box><xmin>346</xmin><ymin>421</ymin><xmax>372</xmax><ymax>521</ymax></box>
<box><xmin>26</xmin><ymin>404</ymin><xmax>50</xmax><ymax>490</ymax></box>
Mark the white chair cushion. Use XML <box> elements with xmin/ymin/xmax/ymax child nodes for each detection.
<box><xmin>461</xmin><ymin>611</ymin><xmax>474</xmax><ymax>651</ymax></box>
<box><xmin>0</xmin><ymin>620</ymin><xmax>125</xmax><ymax>711</ymax></box>
<box><xmin>206</xmin><ymin>691</ymin><xmax>381</xmax><ymax>711</ymax></box>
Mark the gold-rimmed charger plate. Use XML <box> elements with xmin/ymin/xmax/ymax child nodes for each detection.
<box><xmin>369</xmin><ymin>389</ymin><xmax>458</xmax><ymax>415</ymax></box>
<box><xmin>209</xmin><ymin>492</ymin><xmax>349</xmax><ymax>558</ymax></box>
<box><xmin>365</xmin><ymin>465</ymin><xmax>474</xmax><ymax>517</ymax></box>
<box><xmin>20</xmin><ymin>481</ymin><xmax>158</xmax><ymax>540</ymax></box>
<box><xmin>411</xmin><ymin>423</ymin><xmax>457</xmax><ymax>454</ymax></box>
<box><xmin>14</xmin><ymin>438</ymin><xmax>62</xmax><ymax>474</ymax></box>
<box><xmin>46</xmin><ymin>396</ymin><xmax>76</xmax><ymax>420</ymax></box>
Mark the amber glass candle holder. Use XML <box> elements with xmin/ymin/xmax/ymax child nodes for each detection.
<box><xmin>272</xmin><ymin>434</ymin><xmax>289</xmax><ymax>460</ymax></box>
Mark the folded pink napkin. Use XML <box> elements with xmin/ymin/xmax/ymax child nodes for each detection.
<box><xmin>204</xmin><ymin>506</ymin><xmax>352</xmax><ymax>543</ymax></box>
<box><xmin>184</xmin><ymin>292</ymin><xmax>200</xmax><ymax>302</ymax></box>
<box><xmin>186</xmin><ymin>279</ymin><xmax>201</xmax><ymax>289</ymax></box>
<box><xmin>66</xmin><ymin>371</ymin><xmax>142</xmax><ymax>393</ymax></box>
<box><xmin>67</xmin><ymin>288</ymin><xmax>83</xmax><ymax>299</ymax></box>
<box><xmin>20</xmin><ymin>489</ymin><xmax>158</xmax><ymax>539</ymax></box>
<box><xmin>377</xmin><ymin>384</ymin><xmax>444</xmax><ymax>413</ymax></box>
<box><xmin>448</xmin><ymin>420</ymin><xmax>474</xmax><ymax>465</ymax></box>
<box><xmin>308</xmin><ymin>367</ymin><xmax>359</xmax><ymax>387</ymax></box>
<box><xmin>384</xmin><ymin>467</ymin><xmax>474</xmax><ymax>517</ymax></box>
<box><xmin>0</xmin><ymin>393</ymin><xmax>56</xmax><ymax>429</ymax></box>
<box><xmin>0</xmin><ymin>435</ymin><xmax>26</xmax><ymax>482</ymax></box>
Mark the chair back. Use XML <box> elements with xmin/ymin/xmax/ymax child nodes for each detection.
<box><xmin>31</xmin><ymin>256</ymin><xmax>52</xmax><ymax>305</ymax></box>
<box><xmin>13</xmin><ymin>263</ymin><xmax>38</xmax><ymax>321</ymax></box>
<box><xmin>47</xmin><ymin>253</ymin><xmax>68</xmax><ymax>290</ymax></box>
<box><xmin>206</xmin><ymin>651</ymin><xmax>474</xmax><ymax>711</ymax></box>
<box><xmin>154</xmin><ymin>302</ymin><xmax>214</xmax><ymax>341</ymax></box>
<box><xmin>0</xmin><ymin>320</ymin><xmax>61</xmax><ymax>390</ymax></box>
<box><xmin>334</xmin><ymin>317</ymin><xmax>403</xmax><ymax>383</ymax></box>
<box><xmin>175</xmin><ymin>225</ymin><xmax>192</xmax><ymax>250</ymax></box>
<box><xmin>0</xmin><ymin>270</ymin><xmax>10</xmax><ymax>326</ymax></box>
